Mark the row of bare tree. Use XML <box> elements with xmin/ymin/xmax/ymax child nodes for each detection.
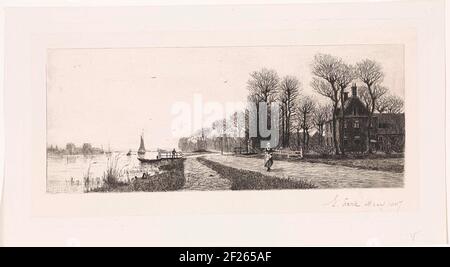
<box><xmin>311</xmin><ymin>54</ymin><xmax>403</xmax><ymax>154</ymax></box>
<box><xmin>178</xmin><ymin>53</ymin><xmax>404</xmax><ymax>154</ymax></box>
<box><xmin>246</xmin><ymin>68</ymin><xmax>330</xmax><ymax>150</ymax></box>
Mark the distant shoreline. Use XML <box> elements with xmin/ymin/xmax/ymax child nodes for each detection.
<box><xmin>46</xmin><ymin>150</ymin><xmax>164</xmax><ymax>156</ymax></box>
<box><xmin>47</xmin><ymin>151</ymin><xmax>105</xmax><ymax>156</ymax></box>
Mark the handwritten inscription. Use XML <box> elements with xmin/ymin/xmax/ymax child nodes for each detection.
<box><xmin>325</xmin><ymin>195</ymin><xmax>404</xmax><ymax>211</ymax></box>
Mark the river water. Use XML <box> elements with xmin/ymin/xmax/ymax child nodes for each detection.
<box><xmin>47</xmin><ymin>152</ymin><xmax>160</xmax><ymax>193</ymax></box>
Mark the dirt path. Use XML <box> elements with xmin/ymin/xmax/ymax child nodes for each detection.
<box><xmin>203</xmin><ymin>154</ymin><xmax>404</xmax><ymax>189</ymax></box>
<box><xmin>181</xmin><ymin>156</ymin><xmax>231</xmax><ymax>191</ymax></box>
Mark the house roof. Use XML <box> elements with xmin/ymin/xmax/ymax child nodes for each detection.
<box><xmin>334</xmin><ymin>96</ymin><xmax>369</xmax><ymax>118</ymax></box>
<box><xmin>344</xmin><ymin>96</ymin><xmax>363</xmax><ymax>110</ymax></box>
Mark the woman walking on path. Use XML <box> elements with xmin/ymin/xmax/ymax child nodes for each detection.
<box><xmin>264</xmin><ymin>143</ymin><xmax>274</xmax><ymax>172</ymax></box>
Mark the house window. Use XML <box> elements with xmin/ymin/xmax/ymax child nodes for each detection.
<box><xmin>344</xmin><ymin>121</ymin><xmax>347</xmax><ymax>129</ymax></box>
<box><xmin>353</xmin><ymin>120</ymin><xmax>360</xmax><ymax>129</ymax></box>
<box><xmin>378</xmin><ymin>136</ymin><xmax>383</xmax><ymax>142</ymax></box>
<box><xmin>353</xmin><ymin>107</ymin><xmax>357</xmax><ymax>116</ymax></box>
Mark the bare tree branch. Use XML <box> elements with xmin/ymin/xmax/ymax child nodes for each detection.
<box><xmin>335</xmin><ymin>62</ymin><xmax>355</xmax><ymax>155</ymax></box>
<box><xmin>311</xmin><ymin>77</ymin><xmax>338</xmax><ymax>102</ymax></box>
<box><xmin>247</xmin><ymin>68</ymin><xmax>280</xmax><ymax>104</ymax></box>
<box><xmin>311</xmin><ymin>53</ymin><xmax>342</xmax><ymax>154</ymax></box>
<box><xmin>295</xmin><ymin>95</ymin><xmax>316</xmax><ymax>149</ymax></box>
<box><xmin>385</xmin><ymin>95</ymin><xmax>404</xmax><ymax>113</ymax></box>
<box><xmin>375</xmin><ymin>94</ymin><xmax>390</xmax><ymax>113</ymax></box>
<box><xmin>246</xmin><ymin>68</ymin><xmax>280</xmax><ymax>149</ymax></box>
<box><xmin>355</xmin><ymin>59</ymin><xmax>384</xmax><ymax>88</ymax></box>
<box><xmin>355</xmin><ymin>59</ymin><xmax>386</xmax><ymax>153</ymax></box>
<box><xmin>311</xmin><ymin>53</ymin><xmax>341</xmax><ymax>84</ymax></box>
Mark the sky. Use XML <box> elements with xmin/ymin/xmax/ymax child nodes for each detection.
<box><xmin>47</xmin><ymin>45</ymin><xmax>404</xmax><ymax>151</ymax></box>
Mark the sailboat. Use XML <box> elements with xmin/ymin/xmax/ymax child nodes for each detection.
<box><xmin>137</xmin><ymin>134</ymin><xmax>146</xmax><ymax>156</ymax></box>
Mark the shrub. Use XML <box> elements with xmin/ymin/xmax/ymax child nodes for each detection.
<box><xmin>131</xmin><ymin>159</ymin><xmax>186</xmax><ymax>192</ymax></box>
<box><xmin>90</xmin><ymin>158</ymin><xmax>186</xmax><ymax>192</ymax></box>
<box><xmin>102</xmin><ymin>155</ymin><xmax>123</xmax><ymax>188</ymax></box>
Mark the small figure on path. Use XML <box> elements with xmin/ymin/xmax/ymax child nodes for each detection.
<box><xmin>84</xmin><ymin>176</ymin><xmax>90</xmax><ymax>192</ymax></box>
<box><xmin>264</xmin><ymin>143</ymin><xmax>274</xmax><ymax>172</ymax></box>
<box><xmin>172</xmin><ymin>148</ymin><xmax>176</xmax><ymax>159</ymax></box>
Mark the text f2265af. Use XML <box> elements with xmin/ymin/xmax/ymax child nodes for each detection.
<box><xmin>222</xmin><ymin>251</ymin><xmax>271</xmax><ymax>262</ymax></box>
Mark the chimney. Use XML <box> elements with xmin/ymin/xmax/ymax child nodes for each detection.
<box><xmin>351</xmin><ymin>83</ymin><xmax>357</xmax><ymax>97</ymax></box>
<box><xmin>344</xmin><ymin>92</ymin><xmax>349</xmax><ymax>101</ymax></box>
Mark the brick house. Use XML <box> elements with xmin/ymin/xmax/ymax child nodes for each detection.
<box><xmin>324</xmin><ymin>84</ymin><xmax>405</xmax><ymax>153</ymax></box>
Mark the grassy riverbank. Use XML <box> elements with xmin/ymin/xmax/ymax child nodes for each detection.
<box><xmin>197</xmin><ymin>157</ymin><xmax>317</xmax><ymax>190</ymax></box>
<box><xmin>90</xmin><ymin>158</ymin><xmax>186</xmax><ymax>192</ymax></box>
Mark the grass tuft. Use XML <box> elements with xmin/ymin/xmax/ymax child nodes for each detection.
<box><xmin>102</xmin><ymin>155</ymin><xmax>123</xmax><ymax>188</ymax></box>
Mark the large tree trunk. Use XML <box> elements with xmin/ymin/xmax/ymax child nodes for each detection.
<box><xmin>340</xmin><ymin>92</ymin><xmax>346</xmax><ymax>155</ymax></box>
<box><xmin>366</xmin><ymin>116</ymin><xmax>372</xmax><ymax>153</ymax></box>
<box><xmin>366</xmin><ymin>102</ymin><xmax>375</xmax><ymax>154</ymax></box>
<box><xmin>255</xmin><ymin>103</ymin><xmax>260</xmax><ymax>150</ymax></box>
<box><xmin>318</xmin><ymin>124</ymin><xmax>323</xmax><ymax>146</ymax></box>
<box><xmin>332</xmin><ymin>109</ymin><xmax>340</xmax><ymax>155</ymax></box>
<box><xmin>281</xmin><ymin>105</ymin><xmax>285</xmax><ymax>147</ymax></box>
<box><xmin>302</xmin><ymin>128</ymin><xmax>306</xmax><ymax>150</ymax></box>
<box><xmin>286</xmin><ymin>118</ymin><xmax>290</xmax><ymax>146</ymax></box>
<box><xmin>302</xmin><ymin>113</ymin><xmax>307</xmax><ymax>150</ymax></box>
<box><xmin>306</xmin><ymin>129</ymin><xmax>310</xmax><ymax>148</ymax></box>
<box><xmin>285</xmin><ymin>107</ymin><xmax>289</xmax><ymax>147</ymax></box>
<box><xmin>331</xmin><ymin>89</ymin><xmax>341</xmax><ymax>155</ymax></box>
<box><xmin>244</xmin><ymin>112</ymin><xmax>250</xmax><ymax>153</ymax></box>
<box><xmin>365</xmin><ymin>87</ymin><xmax>375</xmax><ymax>154</ymax></box>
